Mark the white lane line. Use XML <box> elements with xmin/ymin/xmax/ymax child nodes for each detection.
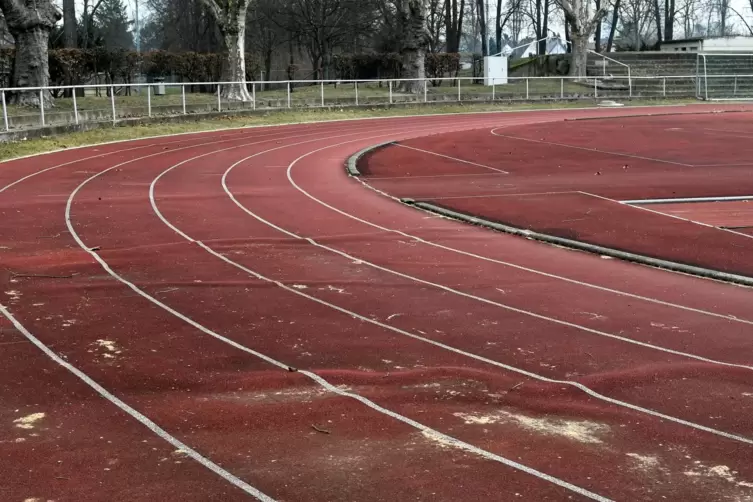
<box><xmin>283</xmin><ymin>140</ymin><xmax>753</xmax><ymax>371</ymax></box>
<box><xmin>426</xmin><ymin>191</ymin><xmax>576</xmax><ymax>200</ymax></box>
<box><xmin>622</xmin><ymin>195</ymin><xmax>753</xmax><ymax>205</ymax></box>
<box><xmin>218</xmin><ymin>137</ymin><xmax>753</xmax><ymax>445</ymax></box>
<box><xmin>367</xmin><ymin>173</ymin><xmax>506</xmax><ymax>180</ymax></box>
<box><xmin>586</xmin><ymin>191</ymin><xmax>753</xmax><ymax>242</ymax></box>
<box><xmin>392</xmin><ymin>143</ymin><xmax>510</xmax><ymax>174</ymax></box>
<box><xmin>490</xmin><ymin>128</ymin><xmax>695</xmax><ymax>167</ymax></box>
<box><xmin>68</xmin><ymin>130</ymin><xmax>615</xmax><ymax>502</ymax></box>
<box><xmin>0</xmin><ymin>303</ymin><xmax>276</xmax><ymax>502</ymax></box>
<box><xmin>356</xmin><ymin>181</ymin><xmax>753</xmax><ymax>326</ymax></box>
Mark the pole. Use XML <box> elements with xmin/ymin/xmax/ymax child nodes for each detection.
<box><xmin>110</xmin><ymin>86</ymin><xmax>116</xmax><ymax>125</ymax></box>
<box><xmin>1</xmin><ymin>91</ymin><xmax>8</xmax><ymax>131</ymax></box>
<box><xmin>287</xmin><ymin>82</ymin><xmax>291</xmax><ymax>108</ymax></box>
<box><xmin>40</xmin><ymin>90</ymin><xmax>45</xmax><ymax>126</ymax></box>
<box><xmin>147</xmin><ymin>84</ymin><xmax>151</xmax><ymax>117</ymax></box>
<box><xmin>355</xmin><ymin>82</ymin><xmax>359</xmax><ymax>106</ymax></box>
<box><xmin>526</xmin><ymin>78</ymin><xmax>529</xmax><ymax>100</ymax></box>
<box><xmin>561</xmin><ymin>78</ymin><xmax>564</xmax><ymax>99</ymax></box>
<box><xmin>182</xmin><ymin>85</ymin><xmax>186</xmax><ymax>115</ymax></box>
<box><xmin>321</xmin><ymin>81</ymin><xmax>324</xmax><ymax>107</ymax></box>
<box><xmin>389</xmin><ymin>81</ymin><xmax>393</xmax><ymax>104</ymax></box>
<box><xmin>253</xmin><ymin>83</ymin><xmax>256</xmax><ymax>110</ymax></box>
<box><xmin>217</xmin><ymin>85</ymin><xmax>221</xmax><ymax>112</ymax></box>
<box><xmin>424</xmin><ymin>79</ymin><xmax>428</xmax><ymax>103</ymax></box>
<box><xmin>73</xmin><ymin>88</ymin><xmax>79</xmax><ymax>124</ymax></box>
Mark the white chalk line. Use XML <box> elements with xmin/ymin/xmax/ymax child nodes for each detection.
<box><xmin>216</xmin><ymin>136</ymin><xmax>753</xmax><ymax>445</ymax></box>
<box><xmin>0</xmin><ymin>303</ymin><xmax>276</xmax><ymax>501</ymax></box>
<box><xmin>351</xmin><ymin>163</ymin><xmax>753</xmax><ymax>328</ymax></box>
<box><xmin>490</xmin><ymin>128</ymin><xmax>695</xmax><ymax>167</ymax></box>
<box><xmin>586</xmin><ymin>191</ymin><xmax>753</xmax><ymax>242</ymax></box>
<box><xmin>392</xmin><ymin>143</ymin><xmax>510</xmax><ymax>174</ymax></box>
<box><xmin>60</xmin><ymin>125</ymin><xmax>616</xmax><ymax>502</ymax></box>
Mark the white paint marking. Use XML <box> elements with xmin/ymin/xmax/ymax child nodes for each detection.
<box><xmin>0</xmin><ymin>304</ymin><xmax>276</xmax><ymax>502</ymax></box>
<box><xmin>216</xmin><ymin>137</ymin><xmax>753</xmax><ymax>444</ymax></box>
<box><xmin>490</xmin><ymin>128</ymin><xmax>694</xmax><ymax>167</ymax></box>
<box><xmin>622</xmin><ymin>195</ymin><xmax>753</xmax><ymax>205</ymax></box>
<box><xmin>64</xmin><ymin>139</ymin><xmax>613</xmax><ymax>502</ymax></box>
<box><xmin>393</xmin><ymin>143</ymin><xmax>510</xmax><ymax>174</ymax></box>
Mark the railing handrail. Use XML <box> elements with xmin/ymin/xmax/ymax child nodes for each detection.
<box><xmin>3</xmin><ymin>73</ymin><xmax>753</xmax><ymax>93</ymax></box>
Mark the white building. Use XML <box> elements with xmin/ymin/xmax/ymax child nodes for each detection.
<box><xmin>660</xmin><ymin>36</ymin><xmax>753</xmax><ymax>53</ymax></box>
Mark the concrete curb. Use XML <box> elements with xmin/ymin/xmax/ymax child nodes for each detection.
<box><xmin>404</xmin><ymin>200</ymin><xmax>753</xmax><ymax>287</ymax></box>
<box><xmin>345</xmin><ymin>141</ymin><xmax>395</xmax><ymax>176</ymax></box>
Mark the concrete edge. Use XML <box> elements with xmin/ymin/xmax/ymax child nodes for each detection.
<box><xmin>405</xmin><ymin>200</ymin><xmax>753</xmax><ymax>288</ymax></box>
<box><xmin>345</xmin><ymin>141</ymin><xmax>395</xmax><ymax>176</ymax></box>
<box><xmin>564</xmin><ymin>107</ymin><xmax>752</xmax><ymax>122</ymax></box>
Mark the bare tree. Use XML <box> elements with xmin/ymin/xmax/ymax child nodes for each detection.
<box><xmin>0</xmin><ymin>0</ymin><xmax>61</xmax><ymax>107</ymax></box>
<box><xmin>445</xmin><ymin>0</ymin><xmax>466</xmax><ymax>53</ymax></box>
<box><xmin>200</xmin><ymin>0</ymin><xmax>253</xmax><ymax>101</ymax></box>
<box><xmin>476</xmin><ymin>0</ymin><xmax>488</xmax><ymax>55</ymax></box>
<box><xmin>558</xmin><ymin>0</ymin><xmax>607</xmax><ymax>77</ymax></box>
<box><xmin>426</xmin><ymin>0</ymin><xmax>446</xmax><ymax>52</ymax></box>
<box><xmin>396</xmin><ymin>0</ymin><xmax>429</xmax><ymax>93</ymax></box>
<box><xmin>664</xmin><ymin>0</ymin><xmax>677</xmax><ymax>40</ymax></box>
<box><xmin>64</xmin><ymin>0</ymin><xmax>76</xmax><ymax>48</ymax></box>
<box><xmin>495</xmin><ymin>0</ymin><xmax>522</xmax><ymax>51</ymax></box>
<box><xmin>606</xmin><ymin>0</ymin><xmax>621</xmax><ymax>50</ymax></box>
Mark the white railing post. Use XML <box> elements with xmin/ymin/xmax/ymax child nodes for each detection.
<box><xmin>110</xmin><ymin>86</ymin><xmax>116</xmax><ymax>125</ymax></box>
<box><xmin>355</xmin><ymin>82</ymin><xmax>359</xmax><ymax>106</ymax></box>
<box><xmin>73</xmin><ymin>88</ymin><xmax>79</xmax><ymax>124</ymax></box>
<box><xmin>734</xmin><ymin>76</ymin><xmax>738</xmax><ymax>95</ymax></box>
<box><xmin>147</xmin><ymin>84</ymin><xmax>152</xmax><ymax>117</ymax></box>
<box><xmin>492</xmin><ymin>82</ymin><xmax>495</xmax><ymax>101</ymax></box>
<box><xmin>663</xmin><ymin>77</ymin><xmax>666</xmax><ymax>98</ymax></box>
<box><xmin>628</xmin><ymin>70</ymin><xmax>632</xmax><ymax>98</ymax></box>
<box><xmin>182</xmin><ymin>85</ymin><xmax>186</xmax><ymax>115</ymax></box>
<box><xmin>252</xmin><ymin>83</ymin><xmax>256</xmax><ymax>110</ymax></box>
<box><xmin>424</xmin><ymin>79</ymin><xmax>428</xmax><ymax>103</ymax></box>
<box><xmin>320</xmin><ymin>81</ymin><xmax>324</xmax><ymax>107</ymax></box>
<box><xmin>457</xmin><ymin>78</ymin><xmax>461</xmax><ymax>101</ymax></box>
<box><xmin>39</xmin><ymin>89</ymin><xmax>45</xmax><ymax>126</ymax></box>
<box><xmin>287</xmin><ymin>82</ymin><xmax>291</xmax><ymax>108</ymax></box>
<box><xmin>561</xmin><ymin>78</ymin><xmax>564</xmax><ymax>99</ymax></box>
<box><xmin>217</xmin><ymin>85</ymin><xmax>222</xmax><ymax>112</ymax></box>
<box><xmin>526</xmin><ymin>78</ymin><xmax>529</xmax><ymax>100</ymax></box>
<box><xmin>389</xmin><ymin>81</ymin><xmax>393</xmax><ymax>104</ymax></box>
<box><xmin>594</xmin><ymin>78</ymin><xmax>598</xmax><ymax>99</ymax></box>
<box><xmin>1</xmin><ymin>91</ymin><xmax>8</xmax><ymax>131</ymax></box>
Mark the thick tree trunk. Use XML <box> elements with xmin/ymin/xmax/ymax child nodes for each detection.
<box><xmin>570</xmin><ymin>34</ymin><xmax>589</xmax><ymax>77</ymax></box>
<box><xmin>0</xmin><ymin>0</ymin><xmax>60</xmax><ymax>108</ymax></box>
<box><xmin>653</xmin><ymin>0</ymin><xmax>663</xmax><ymax>44</ymax></box>
<box><xmin>594</xmin><ymin>0</ymin><xmax>602</xmax><ymax>52</ymax></box>
<box><xmin>220</xmin><ymin>23</ymin><xmax>252</xmax><ymax>101</ymax></box>
<box><xmin>561</xmin><ymin>0</ymin><xmax>607</xmax><ymax>78</ymax></box>
<box><xmin>201</xmin><ymin>0</ymin><xmax>252</xmax><ymax>102</ymax></box>
<box><xmin>664</xmin><ymin>0</ymin><xmax>675</xmax><ymax>40</ymax></box>
<box><xmin>397</xmin><ymin>0</ymin><xmax>428</xmax><ymax>94</ymax></box>
<box><xmin>63</xmin><ymin>0</ymin><xmax>76</xmax><ymax>48</ymax></box>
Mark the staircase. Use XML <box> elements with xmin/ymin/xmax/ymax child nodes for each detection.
<box><xmin>586</xmin><ymin>52</ymin><xmax>753</xmax><ymax>99</ymax></box>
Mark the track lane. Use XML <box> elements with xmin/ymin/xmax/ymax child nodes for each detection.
<box><xmin>4</xmin><ymin>104</ymin><xmax>752</xmax><ymax>500</ymax></box>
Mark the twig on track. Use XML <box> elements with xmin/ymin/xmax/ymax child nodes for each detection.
<box><xmin>39</xmin><ymin>233</ymin><xmax>61</xmax><ymax>239</ymax></box>
<box><xmin>311</xmin><ymin>424</ymin><xmax>331</xmax><ymax>434</ymax></box>
<box><xmin>510</xmin><ymin>382</ymin><xmax>524</xmax><ymax>391</ymax></box>
<box><xmin>9</xmin><ymin>272</ymin><xmax>76</xmax><ymax>280</ymax></box>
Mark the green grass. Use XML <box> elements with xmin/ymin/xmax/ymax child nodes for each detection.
<box><xmin>0</xmin><ymin>98</ymin><xmax>699</xmax><ymax>162</ymax></box>
<box><xmin>5</xmin><ymin>79</ymin><xmax>600</xmax><ymax>118</ymax></box>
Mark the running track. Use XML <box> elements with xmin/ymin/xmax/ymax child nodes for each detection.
<box><xmin>2</xmin><ymin>104</ymin><xmax>753</xmax><ymax>502</ymax></box>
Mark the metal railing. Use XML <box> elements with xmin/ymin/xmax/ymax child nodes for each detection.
<box><xmin>588</xmin><ymin>50</ymin><xmax>632</xmax><ymax>97</ymax></box>
<box><xmin>696</xmin><ymin>53</ymin><xmax>753</xmax><ymax>100</ymax></box>
<box><xmin>1</xmin><ymin>74</ymin><xmax>751</xmax><ymax>133</ymax></box>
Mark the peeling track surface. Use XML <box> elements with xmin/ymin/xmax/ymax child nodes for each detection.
<box><xmin>2</xmin><ymin>104</ymin><xmax>753</xmax><ymax>502</ymax></box>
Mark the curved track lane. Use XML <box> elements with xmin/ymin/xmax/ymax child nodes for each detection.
<box><xmin>2</xmin><ymin>105</ymin><xmax>753</xmax><ymax>501</ymax></box>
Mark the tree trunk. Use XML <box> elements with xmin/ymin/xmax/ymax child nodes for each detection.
<box><xmin>653</xmin><ymin>0</ymin><xmax>663</xmax><ymax>44</ymax></box>
<box><xmin>561</xmin><ymin>0</ymin><xmax>607</xmax><ymax>78</ymax></box>
<box><xmin>63</xmin><ymin>0</ymin><xmax>76</xmax><ymax>48</ymax></box>
<box><xmin>0</xmin><ymin>0</ymin><xmax>61</xmax><ymax>108</ymax></box>
<box><xmin>664</xmin><ymin>0</ymin><xmax>675</xmax><ymax>40</ymax></box>
<box><xmin>570</xmin><ymin>34</ymin><xmax>589</xmax><ymax>77</ymax></box>
<box><xmin>201</xmin><ymin>0</ymin><xmax>252</xmax><ymax>102</ymax></box>
<box><xmin>476</xmin><ymin>0</ymin><xmax>487</xmax><ymax>56</ymax></box>
<box><xmin>594</xmin><ymin>0</ymin><xmax>602</xmax><ymax>52</ymax></box>
<box><xmin>397</xmin><ymin>0</ymin><xmax>428</xmax><ymax>94</ymax></box>
<box><xmin>606</xmin><ymin>0</ymin><xmax>620</xmax><ymax>51</ymax></box>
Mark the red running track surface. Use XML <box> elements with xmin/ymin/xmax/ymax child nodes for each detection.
<box><xmin>2</xmin><ymin>104</ymin><xmax>753</xmax><ymax>502</ymax></box>
<box><xmin>362</xmin><ymin>111</ymin><xmax>753</xmax><ymax>277</ymax></box>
